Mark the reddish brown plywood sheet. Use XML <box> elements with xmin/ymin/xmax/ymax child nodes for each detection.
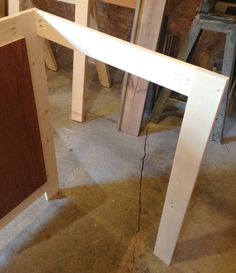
<box><xmin>0</xmin><ymin>39</ymin><xmax>47</xmax><ymax>218</ymax></box>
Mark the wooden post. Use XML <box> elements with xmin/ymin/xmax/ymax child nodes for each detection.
<box><xmin>8</xmin><ymin>0</ymin><xmax>58</xmax><ymax>71</ymax></box>
<box><xmin>71</xmin><ymin>0</ymin><xmax>89</xmax><ymax>122</ymax></box>
<box><xmin>119</xmin><ymin>0</ymin><xmax>167</xmax><ymax>136</ymax></box>
<box><xmin>0</xmin><ymin>10</ymin><xmax>59</xmax><ymax>229</ymax></box>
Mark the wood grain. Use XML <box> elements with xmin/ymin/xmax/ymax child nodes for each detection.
<box><xmin>119</xmin><ymin>0</ymin><xmax>167</xmax><ymax>136</ymax></box>
<box><xmin>0</xmin><ymin>38</ymin><xmax>47</xmax><ymax>218</ymax></box>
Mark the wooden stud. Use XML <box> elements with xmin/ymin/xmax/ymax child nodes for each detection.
<box><xmin>90</xmin><ymin>0</ymin><xmax>111</xmax><ymax>88</ymax></box>
<box><xmin>119</xmin><ymin>0</ymin><xmax>167</xmax><ymax>136</ymax></box>
<box><xmin>71</xmin><ymin>0</ymin><xmax>90</xmax><ymax>122</ymax></box>
<box><xmin>43</xmin><ymin>39</ymin><xmax>58</xmax><ymax>71</ymax></box>
<box><xmin>100</xmin><ymin>0</ymin><xmax>136</xmax><ymax>9</ymax></box>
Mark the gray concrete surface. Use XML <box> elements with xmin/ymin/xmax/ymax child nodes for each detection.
<box><xmin>0</xmin><ymin>65</ymin><xmax>236</xmax><ymax>273</ymax></box>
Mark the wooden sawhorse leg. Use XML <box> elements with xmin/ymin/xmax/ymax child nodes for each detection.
<box><xmin>212</xmin><ymin>30</ymin><xmax>236</xmax><ymax>142</ymax></box>
<box><xmin>152</xmin><ymin>19</ymin><xmax>202</xmax><ymax>123</ymax></box>
<box><xmin>71</xmin><ymin>0</ymin><xmax>111</xmax><ymax>122</ymax></box>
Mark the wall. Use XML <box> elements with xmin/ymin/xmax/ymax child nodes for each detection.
<box><xmin>21</xmin><ymin>0</ymin><xmax>225</xmax><ymax>71</ymax></box>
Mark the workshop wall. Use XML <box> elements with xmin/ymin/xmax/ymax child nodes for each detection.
<box><xmin>21</xmin><ymin>0</ymin><xmax>225</xmax><ymax>71</ymax></box>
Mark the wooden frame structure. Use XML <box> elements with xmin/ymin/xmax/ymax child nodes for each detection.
<box><xmin>0</xmin><ymin>9</ymin><xmax>59</xmax><ymax>230</ymax></box>
<box><xmin>0</xmin><ymin>8</ymin><xmax>228</xmax><ymax>265</ymax></box>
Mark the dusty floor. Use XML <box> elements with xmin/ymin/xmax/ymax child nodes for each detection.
<box><xmin>0</xmin><ymin>65</ymin><xmax>236</xmax><ymax>273</ymax></box>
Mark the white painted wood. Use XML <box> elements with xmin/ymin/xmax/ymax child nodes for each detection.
<box><xmin>100</xmin><ymin>0</ymin><xmax>136</xmax><ymax>8</ymax></box>
<box><xmin>43</xmin><ymin>39</ymin><xmax>58</xmax><ymax>71</ymax></box>
<box><xmin>35</xmin><ymin>10</ymin><xmax>227</xmax><ymax>97</ymax></box>
<box><xmin>21</xmin><ymin>12</ymin><xmax>59</xmax><ymax>200</ymax></box>
<box><xmin>0</xmin><ymin>10</ymin><xmax>59</xmax><ymax>229</ymax></box>
<box><xmin>154</xmin><ymin>70</ymin><xmax>228</xmax><ymax>264</ymax></box>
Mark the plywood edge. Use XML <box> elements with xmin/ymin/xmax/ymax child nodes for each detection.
<box><xmin>0</xmin><ymin>184</ymin><xmax>48</xmax><ymax>230</ymax></box>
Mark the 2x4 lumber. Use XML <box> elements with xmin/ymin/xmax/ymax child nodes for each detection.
<box><xmin>154</xmin><ymin>70</ymin><xmax>228</xmax><ymax>264</ymax></box>
<box><xmin>119</xmin><ymin>0</ymin><xmax>167</xmax><ymax>136</ymax></box>
<box><xmin>100</xmin><ymin>0</ymin><xmax>136</xmax><ymax>9</ymax></box>
<box><xmin>119</xmin><ymin>0</ymin><xmax>141</xmax><ymax>131</ymax></box>
<box><xmin>35</xmin><ymin>10</ymin><xmax>227</xmax><ymax>97</ymax></box>
<box><xmin>17</xmin><ymin>11</ymin><xmax>59</xmax><ymax>201</ymax></box>
<box><xmin>43</xmin><ymin>39</ymin><xmax>58</xmax><ymax>71</ymax></box>
<box><xmin>58</xmin><ymin>0</ymin><xmax>136</xmax><ymax>8</ymax></box>
<box><xmin>71</xmin><ymin>0</ymin><xmax>89</xmax><ymax>122</ymax></box>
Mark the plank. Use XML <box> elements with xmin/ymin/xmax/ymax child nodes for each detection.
<box><xmin>71</xmin><ymin>0</ymin><xmax>111</xmax><ymax>122</ymax></box>
<box><xmin>43</xmin><ymin>39</ymin><xmax>58</xmax><ymax>71</ymax></box>
<box><xmin>119</xmin><ymin>0</ymin><xmax>167</xmax><ymax>136</ymax></box>
<box><xmin>0</xmin><ymin>38</ymin><xmax>47</xmax><ymax>219</ymax></box>
<box><xmin>8</xmin><ymin>0</ymin><xmax>19</xmax><ymax>14</ymax></box>
<box><xmin>154</xmin><ymin>69</ymin><xmax>228</xmax><ymax>264</ymax></box>
<box><xmin>90</xmin><ymin>0</ymin><xmax>111</xmax><ymax>88</ymax></box>
<box><xmin>119</xmin><ymin>0</ymin><xmax>141</xmax><ymax>130</ymax></box>
<box><xmin>35</xmin><ymin>9</ymin><xmax>203</xmax><ymax>97</ymax></box>
<box><xmin>71</xmin><ymin>0</ymin><xmax>90</xmax><ymax>122</ymax></box>
<box><xmin>8</xmin><ymin>0</ymin><xmax>58</xmax><ymax>71</ymax></box>
<box><xmin>100</xmin><ymin>0</ymin><xmax>136</xmax><ymax>9</ymax></box>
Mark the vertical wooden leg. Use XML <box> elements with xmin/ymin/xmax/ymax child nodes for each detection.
<box><xmin>177</xmin><ymin>18</ymin><xmax>202</xmax><ymax>61</ymax></box>
<box><xmin>90</xmin><ymin>0</ymin><xmax>111</xmax><ymax>88</ymax></box>
<box><xmin>71</xmin><ymin>0</ymin><xmax>89</xmax><ymax>122</ymax></box>
<box><xmin>95</xmin><ymin>60</ymin><xmax>111</xmax><ymax>88</ymax></box>
<box><xmin>119</xmin><ymin>0</ymin><xmax>166</xmax><ymax>136</ymax></box>
<box><xmin>154</xmin><ymin>70</ymin><xmax>227</xmax><ymax>264</ymax></box>
<box><xmin>43</xmin><ymin>39</ymin><xmax>58</xmax><ymax>72</ymax></box>
<box><xmin>212</xmin><ymin>31</ymin><xmax>236</xmax><ymax>143</ymax></box>
<box><xmin>21</xmin><ymin>13</ymin><xmax>59</xmax><ymax>201</ymax></box>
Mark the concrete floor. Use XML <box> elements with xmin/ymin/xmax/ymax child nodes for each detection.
<box><xmin>0</xmin><ymin>65</ymin><xmax>236</xmax><ymax>273</ymax></box>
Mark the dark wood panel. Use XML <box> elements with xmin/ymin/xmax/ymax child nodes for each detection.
<box><xmin>0</xmin><ymin>39</ymin><xmax>47</xmax><ymax>218</ymax></box>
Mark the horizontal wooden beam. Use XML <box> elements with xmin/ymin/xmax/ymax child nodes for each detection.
<box><xmin>35</xmin><ymin>10</ymin><xmax>227</xmax><ymax>97</ymax></box>
<box><xmin>100</xmin><ymin>0</ymin><xmax>136</xmax><ymax>9</ymax></box>
<box><xmin>56</xmin><ymin>0</ymin><xmax>136</xmax><ymax>8</ymax></box>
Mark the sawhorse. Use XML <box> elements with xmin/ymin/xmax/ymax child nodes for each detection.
<box><xmin>152</xmin><ymin>12</ymin><xmax>236</xmax><ymax>143</ymax></box>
